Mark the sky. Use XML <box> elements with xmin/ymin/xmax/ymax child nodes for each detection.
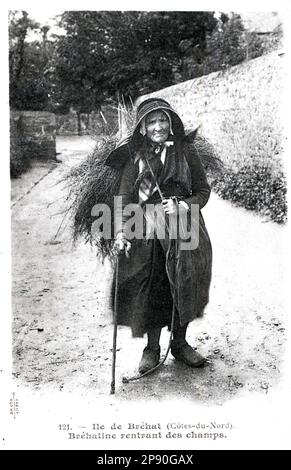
<box><xmin>25</xmin><ymin>11</ymin><xmax>65</xmax><ymax>41</ymax></box>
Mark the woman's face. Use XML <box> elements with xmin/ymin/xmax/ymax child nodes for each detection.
<box><xmin>145</xmin><ymin>110</ymin><xmax>170</xmax><ymax>144</ymax></box>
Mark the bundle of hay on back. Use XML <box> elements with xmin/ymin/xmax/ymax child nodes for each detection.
<box><xmin>186</xmin><ymin>128</ymin><xmax>223</xmax><ymax>176</ymax></box>
<box><xmin>62</xmin><ymin>104</ymin><xmax>135</xmax><ymax>260</ymax></box>
<box><xmin>64</xmin><ymin>136</ymin><xmax>121</xmax><ymax>256</ymax></box>
<box><xmin>195</xmin><ymin>136</ymin><xmax>223</xmax><ymax>175</ymax></box>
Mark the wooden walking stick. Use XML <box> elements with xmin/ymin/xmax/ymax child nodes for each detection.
<box><xmin>110</xmin><ymin>101</ymin><xmax>126</xmax><ymax>394</ymax></box>
<box><xmin>110</xmin><ymin>256</ymin><xmax>119</xmax><ymax>395</ymax></box>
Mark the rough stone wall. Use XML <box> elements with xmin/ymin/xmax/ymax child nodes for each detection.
<box><xmin>141</xmin><ymin>50</ymin><xmax>285</xmax><ymax>167</ymax></box>
<box><xmin>10</xmin><ymin>111</ymin><xmax>57</xmax><ymax>160</ymax></box>
<box><xmin>55</xmin><ymin>106</ymin><xmax>118</xmax><ymax>136</ymax></box>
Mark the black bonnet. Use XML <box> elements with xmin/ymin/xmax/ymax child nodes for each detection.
<box><xmin>106</xmin><ymin>97</ymin><xmax>186</xmax><ymax>169</ymax></box>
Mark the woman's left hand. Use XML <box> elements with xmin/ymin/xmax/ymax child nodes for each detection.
<box><xmin>162</xmin><ymin>198</ymin><xmax>178</xmax><ymax>215</ymax></box>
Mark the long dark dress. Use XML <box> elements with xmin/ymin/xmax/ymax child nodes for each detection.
<box><xmin>112</xmin><ymin>141</ymin><xmax>212</xmax><ymax>337</ymax></box>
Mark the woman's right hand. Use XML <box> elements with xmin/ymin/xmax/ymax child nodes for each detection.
<box><xmin>113</xmin><ymin>232</ymin><xmax>131</xmax><ymax>258</ymax></box>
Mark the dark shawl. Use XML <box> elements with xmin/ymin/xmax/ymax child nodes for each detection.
<box><xmin>111</xmin><ymin>140</ymin><xmax>212</xmax><ymax>337</ymax></box>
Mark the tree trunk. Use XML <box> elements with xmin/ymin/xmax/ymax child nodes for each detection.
<box><xmin>77</xmin><ymin>112</ymin><xmax>82</xmax><ymax>136</ymax></box>
<box><xmin>15</xmin><ymin>12</ymin><xmax>29</xmax><ymax>82</ymax></box>
<box><xmin>86</xmin><ymin>113</ymin><xmax>90</xmax><ymax>131</ymax></box>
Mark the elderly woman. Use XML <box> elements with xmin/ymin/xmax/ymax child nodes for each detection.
<box><xmin>107</xmin><ymin>97</ymin><xmax>212</xmax><ymax>375</ymax></box>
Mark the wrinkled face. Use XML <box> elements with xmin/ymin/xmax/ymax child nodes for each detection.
<box><xmin>145</xmin><ymin>110</ymin><xmax>170</xmax><ymax>144</ymax></box>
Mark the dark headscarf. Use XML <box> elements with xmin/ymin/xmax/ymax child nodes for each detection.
<box><xmin>135</xmin><ymin>98</ymin><xmax>185</xmax><ymax>138</ymax></box>
<box><xmin>106</xmin><ymin>98</ymin><xmax>192</xmax><ymax>199</ymax></box>
<box><xmin>106</xmin><ymin>98</ymin><xmax>186</xmax><ymax>169</ymax></box>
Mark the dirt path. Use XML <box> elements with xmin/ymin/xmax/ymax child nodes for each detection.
<box><xmin>11</xmin><ymin>136</ymin><xmax>287</xmax><ymax>404</ymax></box>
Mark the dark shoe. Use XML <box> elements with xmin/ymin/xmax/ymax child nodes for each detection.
<box><xmin>138</xmin><ymin>346</ymin><xmax>161</xmax><ymax>374</ymax></box>
<box><xmin>171</xmin><ymin>340</ymin><xmax>206</xmax><ymax>367</ymax></box>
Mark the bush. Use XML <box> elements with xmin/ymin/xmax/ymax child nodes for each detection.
<box><xmin>10</xmin><ymin>116</ymin><xmax>31</xmax><ymax>178</ymax></box>
<box><xmin>211</xmin><ymin>159</ymin><xmax>287</xmax><ymax>224</ymax></box>
<box><xmin>206</xmin><ymin>93</ymin><xmax>287</xmax><ymax>224</ymax></box>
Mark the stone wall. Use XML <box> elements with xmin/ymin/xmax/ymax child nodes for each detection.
<box><xmin>55</xmin><ymin>105</ymin><xmax>119</xmax><ymax>136</ymax></box>
<box><xmin>10</xmin><ymin>111</ymin><xmax>57</xmax><ymax>160</ymax></box>
<box><xmin>140</xmin><ymin>50</ymin><xmax>285</xmax><ymax>167</ymax></box>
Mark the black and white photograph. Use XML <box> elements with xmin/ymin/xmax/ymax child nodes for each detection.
<box><xmin>1</xmin><ymin>0</ymin><xmax>290</xmax><ymax>452</ymax></box>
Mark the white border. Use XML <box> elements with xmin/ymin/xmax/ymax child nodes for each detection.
<box><xmin>1</xmin><ymin>1</ymin><xmax>291</xmax><ymax>451</ymax></box>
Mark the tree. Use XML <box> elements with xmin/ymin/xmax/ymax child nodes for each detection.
<box><xmin>10</xmin><ymin>11</ymin><xmax>278</xmax><ymax>116</ymax></box>
<box><xmin>47</xmin><ymin>11</ymin><xmax>110</xmax><ymax>134</ymax></box>
<box><xmin>9</xmin><ymin>11</ymin><xmax>35</xmax><ymax>84</ymax></box>
<box><xmin>200</xmin><ymin>13</ymin><xmax>269</xmax><ymax>76</ymax></box>
<box><xmin>92</xmin><ymin>11</ymin><xmax>218</xmax><ymax>99</ymax></box>
<box><xmin>52</xmin><ymin>10</ymin><xmax>218</xmax><ymax>113</ymax></box>
<box><xmin>100</xmin><ymin>12</ymin><xmax>207</xmax><ymax>97</ymax></box>
<box><xmin>9</xmin><ymin>11</ymin><xmax>53</xmax><ymax>111</ymax></box>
